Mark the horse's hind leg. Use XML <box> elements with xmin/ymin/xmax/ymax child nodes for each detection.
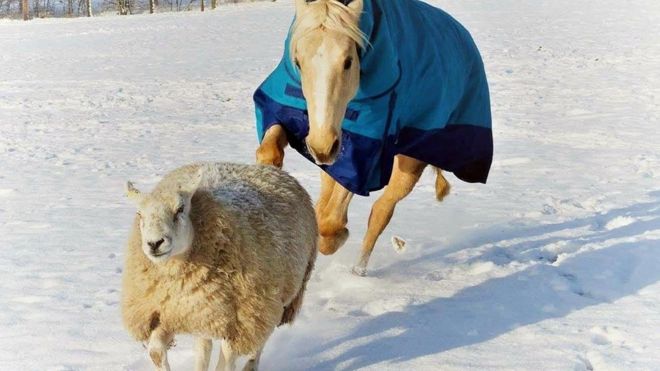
<box><xmin>435</xmin><ymin>167</ymin><xmax>451</xmax><ymax>201</ymax></box>
<box><xmin>353</xmin><ymin>155</ymin><xmax>426</xmax><ymax>276</ymax></box>
<box><xmin>256</xmin><ymin>124</ymin><xmax>288</xmax><ymax>168</ymax></box>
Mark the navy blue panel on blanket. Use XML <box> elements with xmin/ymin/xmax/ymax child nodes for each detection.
<box><xmin>397</xmin><ymin>125</ymin><xmax>494</xmax><ymax>184</ymax></box>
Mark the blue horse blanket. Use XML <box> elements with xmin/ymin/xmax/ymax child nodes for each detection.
<box><xmin>254</xmin><ymin>0</ymin><xmax>493</xmax><ymax>196</ymax></box>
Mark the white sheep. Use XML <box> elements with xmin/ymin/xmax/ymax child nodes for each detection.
<box><xmin>121</xmin><ymin>162</ymin><xmax>317</xmax><ymax>371</ymax></box>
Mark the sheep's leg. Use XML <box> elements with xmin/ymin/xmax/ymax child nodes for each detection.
<box><xmin>195</xmin><ymin>338</ymin><xmax>213</xmax><ymax>371</ymax></box>
<box><xmin>256</xmin><ymin>124</ymin><xmax>288</xmax><ymax>168</ymax></box>
<box><xmin>147</xmin><ymin>327</ymin><xmax>174</xmax><ymax>371</ymax></box>
<box><xmin>242</xmin><ymin>329</ymin><xmax>274</xmax><ymax>371</ymax></box>
<box><xmin>242</xmin><ymin>346</ymin><xmax>264</xmax><ymax>371</ymax></box>
<box><xmin>316</xmin><ymin>171</ymin><xmax>354</xmax><ymax>255</ymax></box>
<box><xmin>353</xmin><ymin>155</ymin><xmax>427</xmax><ymax>276</ymax></box>
<box><xmin>280</xmin><ymin>254</ymin><xmax>315</xmax><ymax>326</ymax></box>
<box><xmin>215</xmin><ymin>340</ymin><xmax>237</xmax><ymax>371</ymax></box>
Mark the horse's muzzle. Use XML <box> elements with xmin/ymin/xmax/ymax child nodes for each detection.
<box><xmin>307</xmin><ymin>138</ymin><xmax>340</xmax><ymax>165</ymax></box>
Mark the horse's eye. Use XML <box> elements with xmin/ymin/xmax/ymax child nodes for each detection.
<box><xmin>295</xmin><ymin>59</ymin><xmax>301</xmax><ymax>69</ymax></box>
<box><xmin>343</xmin><ymin>57</ymin><xmax>353</xmax><ymax>70</ymax></box>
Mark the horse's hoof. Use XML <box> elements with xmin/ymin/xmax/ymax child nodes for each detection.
<box><xmin>255</xmin><ymin>147</ymin><xmax>284</xmax><ymax>169</ymax></box>
<box><xmin>351</xmin><ymin>266</ymin><xmax>367</xmax><ymax>277</ymax></box>
<box><xmin>319</xmin><ymin>238</ymin><xmax>340</xmax><ymax>255</ymax></box>
<box><xmin>318</xmin><ymin>228</ymin><xmax>349</xmax><ymax>255</ymax></box>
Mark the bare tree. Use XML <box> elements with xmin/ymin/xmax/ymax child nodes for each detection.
<box><xmin>0</xmin><ymin>0</ymin><xmax>269</xmax><ymax>18</ymax></box>
<box><xmin>117</xmin><ymin>0</ymin><xmax>129</xmax><ymax>15</ymax></box>
<box><xmin>21</xmin><ymin>0</ymin><xmax>28</xmax><ymax>20</ymax></box>
<box><xmin>0</xmin><ymin>0</ymin><xmax>7</xmax><ymax>17</ymax></box>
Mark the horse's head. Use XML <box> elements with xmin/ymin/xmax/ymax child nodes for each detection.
<box><xmin>292</xmin><ymin>0</ymin><xmax>366</xmax><ymax>165</ymax></box>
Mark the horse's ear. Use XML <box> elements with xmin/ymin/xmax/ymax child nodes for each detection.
<box><xmin>299</xmin><ymin>0</ymin><xmax>354</xmax><ymax>8</ymax></box>
<box><xmin>295</xmin><ymin>0</ymin><xmax>309</xmax><ymax>14</ymax></box>
<box><xmin>344</xmin><ymin>0</ymin><xmax>362</xmax><ymax>13</ymax></box>
<box><xmin>296</xmin><ymin>0</ymin><xmax>362</xmax><ymax>17</ymax></box>
<box><xmin>301</xmin><ymin>0</ymin><xmax>358</xmax><ymax>5</ymax></box>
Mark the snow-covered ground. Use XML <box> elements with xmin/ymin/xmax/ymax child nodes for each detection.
<box><xmin>1</xmin><ymin>0</ymin><xmax>660</xmax><ymax>370</ymax></box>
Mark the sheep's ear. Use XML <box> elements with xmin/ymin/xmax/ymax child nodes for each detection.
<box><xmin>125</xmin><ymin>181</ymin><xmax>143</xmax><ymax>203</ymax></box>
<box><xmin>180</xmin><ymin>168</ymin><xmax>204</xmax><ymax>195</ymax></box>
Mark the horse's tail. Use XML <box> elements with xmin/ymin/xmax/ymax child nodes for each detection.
<box><xmin>434</xmin><ymin>167</ymin><xmax>451</xmax><ymax>201</ymax></box>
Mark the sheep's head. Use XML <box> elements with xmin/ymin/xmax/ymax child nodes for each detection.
<box><xmin>125</xmin><ymin>170</ymin><xmax>203</xmax><ymax>263</ymax></box>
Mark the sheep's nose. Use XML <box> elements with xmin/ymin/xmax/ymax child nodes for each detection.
<box><xmin>148</xmin><ymin>239</ymin><xmax>165</xmax><ymax>252</ymax></box>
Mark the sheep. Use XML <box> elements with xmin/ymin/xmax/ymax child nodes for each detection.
<box><xmin>121</xmin><ymin>162</ymin><xmax>318</xmax><ymax>371</ymax></box>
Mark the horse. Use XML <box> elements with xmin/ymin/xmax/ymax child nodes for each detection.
<box><xmin>254</xmin><ymin>0</ymin><xmax>493</xmax><ymax>276</ymax></box>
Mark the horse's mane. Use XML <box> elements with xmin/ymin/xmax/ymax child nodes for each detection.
<box><xmin>290</xmin><ymin>0</ymin><xmax>367</xmax><ymax>59</ymax></box>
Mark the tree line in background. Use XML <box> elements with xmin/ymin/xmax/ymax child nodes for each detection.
<box><xmin>0</xmin><ymin>0</ymin><xmax>267</xmax><ymax>20</ymax></box>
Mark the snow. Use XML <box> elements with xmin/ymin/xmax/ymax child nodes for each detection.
<box><xmin>1</xmin><ymin>0</ymin><xmax>660</xmax><ymax>370</ymax></box>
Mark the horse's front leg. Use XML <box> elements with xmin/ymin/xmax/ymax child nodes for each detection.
<box><xmin>256</xmin><ymin>124</ymin><xmax>288</xmax><ymax>168</ymax></box>
<box><xmin>316</xmin><ymin>171</ymin><xmax>354</xmax><ymax>255</ymax></box>
<box><xmin>353</xmin><ymin>155</ymin><xmax>427</xmax><ymax>276</ymax></box>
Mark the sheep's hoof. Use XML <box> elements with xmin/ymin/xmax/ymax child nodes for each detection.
<box><xmin>351</xmin><ymin>265</ymin><xmax>367</xmax><ymax>277</ymax></box>
<box><xmin>242</xmin><ymin>359</ymin><xmax>258</xmax><ymax>371</ymax></box>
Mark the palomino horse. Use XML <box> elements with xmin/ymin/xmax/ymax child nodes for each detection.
<box><xmin>254</xmin><ymin>0</ymin><xmax>493</xmax><ymax>276</ymax></box>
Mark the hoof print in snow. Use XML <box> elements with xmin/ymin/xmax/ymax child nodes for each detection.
<box><xmin>538</xmin><ymin>252</ymin><xmax>558</xmax><ymax>264</ymax></box>
<box><xmin>425</xmin><ymin>271</ymin><xmax>444</xmax><ymax>281</ymax></box>
<box><xmin>560</xmin><ymin>272</ymin><xmax>578</xmax><ymax>282</ymax></box>
<box><xmin>575</xmin><ymin>355</ymin><xmax>594</xmax><ymax>371</ymax></box>
<box><xmin>391</xmin><ymin>235</ymin><xmax>407</xmax><ymax>253</ymax></box>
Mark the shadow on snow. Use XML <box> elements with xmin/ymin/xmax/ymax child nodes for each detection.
<box><xmin>311</xmin><ymin>191</ymin><xmax>660</xmax><ymax>370</ymax></box>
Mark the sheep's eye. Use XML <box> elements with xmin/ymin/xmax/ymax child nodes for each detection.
<box><xmin>136</xmin><ymin>212</ymin><xmax>142</xmax><ymax>219</ymax></box>
<box><xmin>343</xmin><ymin>57</ymin><xmax>353</xmax><ymax>70</ymax></box>
<box><xmin>173</xmin><ymin>205</ymin><xmax>184</xmax><ymax>223</ymax></box>
<box><xmin>295</xmin><ymin>58</ymin><xmax>301</xmax><ymax>69</ymax></box>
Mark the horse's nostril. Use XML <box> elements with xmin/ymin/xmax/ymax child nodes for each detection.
<box><xmin>148</xmin><ymin>239</ymin><xmax>165</xmax><ymax>251</ymax></box>
<box><xmin>330</xmin><ymin>139</ymin><xmax>340</xmax><ymax>156</ymax></box>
